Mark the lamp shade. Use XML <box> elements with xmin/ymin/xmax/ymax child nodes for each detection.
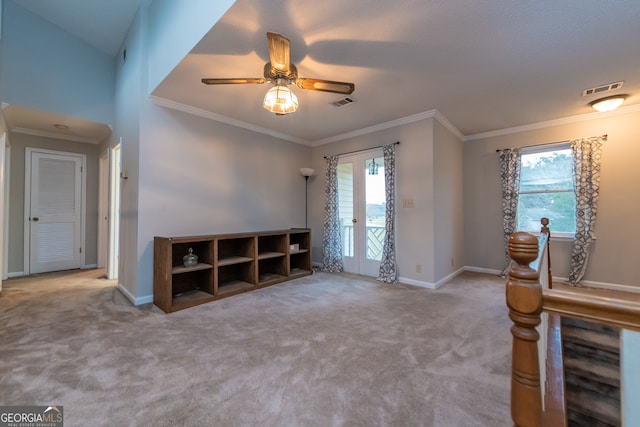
<box><xmin>590</xmin><ymin>95</ymin><xmax>627</xmax><ymax>112</ymax></box>
<box><xmin>300</xmin><ymin>168</ymin><xmax>315</xmax><ymax>177</ymax></box>
<box><xmin>263</xmin><ymin>83</ymin><xmax>299</xmax><ymax>114</ymax></box>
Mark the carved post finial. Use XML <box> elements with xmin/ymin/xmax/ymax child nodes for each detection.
<box><xmin>541</xmin><ymin>217</ymin><xmax>550</xmax><ymax>234</ymax></box>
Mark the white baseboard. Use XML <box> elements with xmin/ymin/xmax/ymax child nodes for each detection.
<box><xmin>400</xmin><ymin>267</ymin><xmax>471</xmax><ymax>289</ymax></box>
<box><xmin>464</xmin><ymin>266</ymin><xmax>502</xmax><ymax>276</ymax></box>
<box><xmin>436</xmin><ymin>267</ymin><xmax>466</xmax><ymax>287</ymax></box>
<box><xmin>117</xmin><ymin>283</ymin><xmax>154</xmax><ymax>306</ymax></box>
<box><xmin>7</xmin><ymin>271</ymin><xmax>24</xmax><ymax>278</ymax></box>
<box><xmin>399</xmin><ymin>277</ymin><xmax>438</xmax><ymax>289</ymax></box>
<box><xmin>81</xmin><ymin>264</ymin><xmax>97</xmax><ymax>270</ymax></box>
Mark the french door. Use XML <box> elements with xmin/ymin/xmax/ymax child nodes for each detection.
<box><xmin>337</xmin><ymin>150</ymin><xmax>386</xmax><ymax>276</ymax></box>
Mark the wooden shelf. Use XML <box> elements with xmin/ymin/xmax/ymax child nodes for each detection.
<box><xmin>290</xmin><ymin>268</ymin><xmax>311</xmax><ymax>278</ymax></box>
<box><xmin>218</xmin><ymin>256</ymin><xmax>253</xmax><ymax>266</ymax></box>
<box><xmin>258</xmin><ymin>272</ymin><xmax>286</xmax><ymax>285</ymax></box>
<box><xmin>172</xmin><ymin>263</ymin><xmax>213</xmax><ymax>274</ymax></box>
<box><xmin>258</xmin><ymin>251</ymin><xmax>286</xmax><ymax>260</ymax></box>
<box><xmin>218</xmin><ymin>280</ymin><xmax>254</xmax><ymax>295</ymax></box>
<box><xmin>172</xmin><ymin>289</ymin><xmax>215</xmax><ymax>310</ymax></box>
<box><xmin>154</xmin><ymin>229</ymin><xmax>311</xmax><ymax>313</ymax></box>
<box><xmin>289</xmin><ymin>249</ymin><xmax>308</xmax><ymax>255</ymax></box>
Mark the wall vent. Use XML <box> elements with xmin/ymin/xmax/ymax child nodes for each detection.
<box><xmin>582</xmin><ymin>81</ymin><xmax>624</xmax><ymax>96</ymax></box>
<box><xmin>332</xmin><ymin>96</ymin><xmax>355</xmax><ymax>107</ymax></box>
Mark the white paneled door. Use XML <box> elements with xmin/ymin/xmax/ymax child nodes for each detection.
<box><xmin>337</xmin><ymin>149</ymin><xmax>386</xmax><ymax>277</ymax></box>
<box><xmin>25</xmin><ymin>149</ymin><xmax>84</xmax><ymax>274</ymax></box>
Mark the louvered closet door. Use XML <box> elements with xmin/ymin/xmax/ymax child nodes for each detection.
<box><xmin>29</xmin><ymin>151</ymin><xmax>82</xmax><ymax>274</ymax></box>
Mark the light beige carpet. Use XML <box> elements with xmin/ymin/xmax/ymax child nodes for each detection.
<box><xmin>0</xmin><ymin>269</ymin><xmax>512</xmax><ymax>426</ymax></box>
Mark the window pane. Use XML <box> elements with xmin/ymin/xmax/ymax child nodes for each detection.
<box><xmin>520</xmin><ymin>149</ymin><xmax>573</xmax><ymax>192</ymax></box>
<box><xmin>365</xmin><ymin>157</ymin><xmax>385</xmax><ymax>261</ymax></box>
<box><xmin>337</xmin><ymin>163</ymin><xmax>354</xmax><ymax>257</ymax></box>
<box><xmin>517</xmin><ymin>192</ymin><xmax>576</xmax><ymax>233</ymax></box>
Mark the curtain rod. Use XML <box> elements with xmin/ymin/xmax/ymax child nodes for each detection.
<box><xmin>324</xmin><ymin>141</ymin><xmax>400</xmax><ymax>159</ymax></box>
<box><xmin>495</xmin><ymin>134</ymin><xmax>607</xmax><ymax>152</ymax></box>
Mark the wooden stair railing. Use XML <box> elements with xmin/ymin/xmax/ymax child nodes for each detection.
<box><xmin>506</xmin><ymin>231</ymin><xmax>640</xmax><ymax>426</ymax></box>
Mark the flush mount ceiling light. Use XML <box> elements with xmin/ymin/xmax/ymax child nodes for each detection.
<box><xmin>590</xmin><ymin>94</ymin><xmax>628</xmax><ymax>112</ymax></box>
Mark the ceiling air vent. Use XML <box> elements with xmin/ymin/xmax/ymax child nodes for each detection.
<box><xmin>582</xmin><ymin>81</ymin><xmax>624</xmax><ymax>96</ymax></box>
<box><xmin>332</xmin><ymin>96</ymin><xmax>355</xmax><ymax>107</ymax></box>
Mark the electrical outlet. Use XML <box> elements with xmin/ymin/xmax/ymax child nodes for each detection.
<box><xmin>403</xmin><ymin>198</ymin><xmax>415</xmax><ymax>208</ymax></box>
<box><xmin>416</xmin><ymin>263</ymin><xmax>422</xmax><ymax>273</ymax></box>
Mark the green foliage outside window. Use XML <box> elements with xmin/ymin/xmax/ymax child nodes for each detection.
<box><xmin>518</xmin><ymin>149</ymin><xmax>575</xmax><ymax>233</ymax></box>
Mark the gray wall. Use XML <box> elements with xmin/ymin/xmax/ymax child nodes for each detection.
<box><xmin>463</xmin><ymin>109</ymin><xmax>640</xmax><ymax>289</ymax></box>
<box><xmin>434</xmin><ymin>120</ymin><xmax>464</xmax><ymax>280</ymax></box>
<box><xmin>7</xmin><ymin>133</ymin><xmax>99</xmax><ymax>273</ymax></box>
<box><xmin>132</xmin><ymin>102</ymin><xmax>312</xmax><ymax>300</ymax></box>
<box><xmin>310</xmin><ymin>115</ymin><xmax>464</xmax><ymax>286</ymax></box>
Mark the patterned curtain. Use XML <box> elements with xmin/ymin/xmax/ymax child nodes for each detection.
<box><xmin>377</xmin><ymin>143</ymin><xmax>398</xmax><ymax>284</ymax></box>
<box><xmin>498</xmin><ymin>148</ymin><xmax>521</xmax><ymax>275</ymax></box>
<box><xmin>568</xmin><ymin>136</ymin><xmax>603</xmax><ymax>285</ymax></box>
<box><xmin>322</xmin><ymin>155</ymin><xmax>344</xmax><ymax>272</ymax></box>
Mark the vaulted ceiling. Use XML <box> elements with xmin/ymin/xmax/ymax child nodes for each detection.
<box><xmin>8</xmin><ymin>0</ymin><xmax>640</xmax><ymax>144</ymax></box>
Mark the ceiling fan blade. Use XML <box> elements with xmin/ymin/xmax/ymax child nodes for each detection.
<box><xmin>295</xmin><ymin>78</ymin><xmax>355</xmax><ymax>95</ymax></box>
<box><xmin>267</xmin><ymin>32</ymin><xmax>291</xmax><ymax>73</ymax></box>
<box><xmin>201</xmin><ymin>78</ymin><xmax>265</xmax><ymax>85</ymax></box>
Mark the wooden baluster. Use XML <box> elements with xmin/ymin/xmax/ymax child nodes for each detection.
<box><xmin>540</xmin><ymin>217</ymin><xmax>553</xmax><ymax>289</ymax></box>
<box><xmin>506</xmin><ymin>232</ymin><xmax>543</xmax><ymax>427</ymax></box>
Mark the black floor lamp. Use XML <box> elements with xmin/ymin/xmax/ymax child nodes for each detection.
<box><xmin>300</xmin><ymin>168</ymin><xmax>315</xmax><ymax>228</ymax></box>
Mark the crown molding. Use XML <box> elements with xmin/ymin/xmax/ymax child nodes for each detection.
<box><xmin>464</xmin><ymin>103</ymin><xmax>640</xmax><ymax>141</ymax></box>
<box><xmin>433</xmin><ymin>110</ymin><xmax>465</xmax><ymax>141</ymax></box>
<box><xmin>11</xmin><ymin>127</ymin><xmax>99</xmax><ymax>144</ymax></box>
<box><xmin>149</xmin><ymin>96</ymin><xmax>310</xmax><ymax>145</ymax></box>
<box><xmin>311</xmin><ymin>109</ymin><xmax>464</xmax><ymax>146</ymax></box>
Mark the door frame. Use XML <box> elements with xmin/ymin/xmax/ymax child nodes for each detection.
<box><xmin>98</xmin><ymin>149</ymin><xmax>109</xmax><ymax>269</ymax></box>
<box><xmin>1</xmin><ymin>137</ymin><xmax>7</xmax><ymax>282</ymax></box>
<box><xmin>107</xmin><ymin>142</ymin><xmax>121</xmax><ymax>280</ymax></box>
<box><xmin>23</xmin><ymin>147</ymin><xmax>87</xmax><ymax>275</ymax></box>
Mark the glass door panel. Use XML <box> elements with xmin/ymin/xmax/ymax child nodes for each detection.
<box><xmin>337</xmin><ymin>151</ymin><xmax>385</xmax><ymax>276</ymax></box>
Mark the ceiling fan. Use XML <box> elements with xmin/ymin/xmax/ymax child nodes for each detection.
<box><xmin>201</xmin><ymin>32</ymin><xmax>355</xmax><ymax>115</ymax></box>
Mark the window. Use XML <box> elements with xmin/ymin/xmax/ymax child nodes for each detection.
<box><xmin>517</xmin><ymin>145</ymin><xmax>574</xmax><ymax>235</ymax></box>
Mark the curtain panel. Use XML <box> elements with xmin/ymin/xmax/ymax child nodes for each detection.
<box><xmin>377</xmin><ymin>143</ymin><xmax>398</xmax><ymax>284</ymax></box>
<box><xmin>497</xmin><ymin>148</ymin><xmax>521</xmax><ymax>275</ymax></box>
<box><xmin>321</xmin><ymin>155</ymin><xmax>344</xmax><ymax>272</ymax></box>
<box><xmin>568</xmin><ymin>136</ymin><xmax>604</xmax><ymax>285</ymax></box>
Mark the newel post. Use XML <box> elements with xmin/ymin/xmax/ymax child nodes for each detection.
<box><xmin>506</xmin><ymin>232</ymin><xmax>543</xmax><ymax>427</ymax></box>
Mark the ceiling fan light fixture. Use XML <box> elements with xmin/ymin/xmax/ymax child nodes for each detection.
<box><xmin>263</xmin><ymin>80</ymin><xmax>299</xmax><ymax>115</ymax></box>
<box><xmin>590</xmin><ymin>94</ymin><xmax>628</xmax><ymax>112</ymax></box>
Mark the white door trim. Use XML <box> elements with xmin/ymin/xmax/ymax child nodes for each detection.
<box><xmin>98</xmin><ymin>149</ymin><xmax>109</xmax><ymax>269</ymax></box>
<box><xmin>23</xmin><ymin>147</ymin><xmax>87</xmax><ymax>275</ymax></box>
<box><xmin>107</xmin><ymin>143</ymin><xmax>121</xmax><ymax>280</ymax></box>
<box><xmin>0</xmin><ymin>137</ymin><xmax>7</xmax><ymax>282</ymax></box>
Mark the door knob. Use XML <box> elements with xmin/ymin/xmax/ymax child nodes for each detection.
<box><xmin>352</xmin><ymin>218</ymin><xmax>357</xmax><ymax>223</ymax></box>
<box><xmin>32</xmin><ymin>217</ymin><xmax>39</xmax><ymax>222</ymax></box>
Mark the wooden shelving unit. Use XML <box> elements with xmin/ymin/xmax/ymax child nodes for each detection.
<box><xmin>153</xmin><ymin>229</ymin><xmax>311</xmax><ymax>313</ymax></box>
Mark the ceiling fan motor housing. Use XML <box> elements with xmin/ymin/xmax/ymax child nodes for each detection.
<box><xmin>264</xmin><ymin>62</ymin><xmax>297</xmax><ymax>82</ymax></box>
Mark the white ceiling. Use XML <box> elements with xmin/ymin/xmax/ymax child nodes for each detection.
<box><xmin>6</xmin><ymin>0</ymin><xmax>640</xmax><ymax>144</ymax></box>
